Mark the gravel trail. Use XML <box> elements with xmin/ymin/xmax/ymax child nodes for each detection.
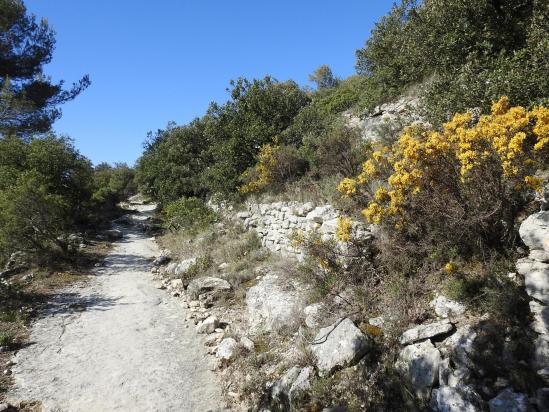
<box><xmin>8</xmin><ymin>204</ymin><xmax>223</xmax><ymax>412</ymax></box>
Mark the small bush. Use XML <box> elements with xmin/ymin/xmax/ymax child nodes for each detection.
<box><xmin>292</xmin><ymin>230</ymin><xmax>374</xmax><ymax>303</ymax></box>
<box><xmin>239</xmin><ymin>144</ymin><xmax>308</xmax><ymax>194</ymax></box>
<box><xmin>301</xmin><ymin>122</ymin><xmax>368</xmax><ymax>179</ymax></box>
<box><xmin>183</xmin><ymin>255</ymin><xmax>213</xmax><ymax>282</ymax></box>
<box><xmin>164</xmin><ymin>197</ymin><xmax>217</xmax><ymax>233</ymax></box>
<box><xmin>443</xmin><ymin>257</ymin><xmax>530</xmax><ymax>323</ymax></box>
<box><xmin>0</xmin><ymin>331</ymin><xmax>15</xmax><ymax>347</ymax></box>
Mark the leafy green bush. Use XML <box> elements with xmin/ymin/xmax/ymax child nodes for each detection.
<box><xmin>239</xmin><ymin>144</ymin><xmax>308</xmax><ymax>194</ymax></box>
<box><xmin>301</xmin><ymin>122</ymin><xmax>368</xmax><ymax>179</ymax></box>
<box><xmin>0</xmin><ymin>331</ymin><xmax>15</xmax><ymax>348</ymax></box>
<box><xmin>164</xmin><ymin>197</ymin><xmax>217</xmax><ymax>233</ymax></box>
<box><xmin>0</xmin><ymin>134</ymin><xmax>97</xmax><ymax>263</ymax></box>
<box><xmin>201</xmin><ymin>77</ymin><xmax>310</xmax><ymax>195</ymax></box>
<box><xmin>92</xmin><ymin>162</ymin><xmax>136</xmax><ymax>208</ymax></box>
<box><xmin>355</xmin><ymin>0</ymin><xmax>549</xmax><ymax>121</ymax></box>
<box><xmin>135</xmin><ymin>120</ymin><xmax>210</xmax><ymax>203</ymax></box>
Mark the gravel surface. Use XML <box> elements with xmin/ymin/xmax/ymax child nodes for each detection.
<box><xmin>8</xmin><ymin>204</ymin><xmax>223</xmax><ymax>411</ymax></box>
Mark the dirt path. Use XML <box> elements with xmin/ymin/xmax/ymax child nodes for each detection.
<box><xmin>7</xmin><ymin>204</ymin><xmax>223</xmax><ymax>412</ymax></box>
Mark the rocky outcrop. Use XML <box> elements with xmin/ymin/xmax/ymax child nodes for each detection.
<box><xmin>270</xmin><ymin>366</ymin><xmax>301</xmax><ymax>410</ymax></box>
<box><xmin>519</xmin><ymin>212</ymin><xmax>549</xmax><ymax>252</ymax></box>
<box><xmin>516</xmin><ymin>258</ymin><xmax>549</xmax><ymax>304</ymax></box>
<box><xmin>246</xmin><ymin>272</ymin><xmax>305</xmax><ymax>333</ymax></box>
<box><xmin>310</xmin><ymin>318</ymin><xmax>371</xmax><ymax>377</ymax></box>
<box><xmin>518</xmin><ymin>210</ymin><xmax>549</xmax><ymax>372</ymax></box>
<box><xmin>289</xmin><ymin>366</ymin><xmax>313</xmax><ymax>402</ymax></box>
<box><xmin>304</xmin><ymin>303</ymin><xmax>326</xmax><ymax>328</ymax></box>
<box><xmin>430</xmin><ymin>385</ymin><xmax>483</xmax><ymax>412</ymax></box>
<box><xmin>439</xmin><ymin>325</ymin><xmax>477</xmax><ymax>369</ymax></box>
<box><xmin>430</xmin><ymin>295</ymin><xmax>467</xmax><ymax>319</ymax></box>
<box><xmin>488</xmin><ymin>388</ymin><xmax>529</xmax><ymax>412</ymax></box>
<box><xmin>343</xmin><ymin>96</ymin><xmax>420</xmax><ymax>141</ymax></box>
<box><xmin>396</xmin><ymin>340</ymin><xmax>442</xmax><ymax>399</ymax></box>
<box><xmin>399</xmin><ymin>320</ymin><xmax>454</xmax><ymax>345</ymax></box>
<box><xmin>196</xmin><ymin>315</ymin><xmax>219</xmax><ymax>334</ymax></box>
<box><xmin>174</xmin><ymin>257</ymin><xmax>198</xmax><ymax>278</ymax></box>
<box><xmin>217</xmin><ymin>338</ymin><xmax>238</xmax><ymax>361</ymax></box>
<box><xmin>268</xmin><ymin>366</ymin><xmax>315</xmax><ymax>410</ymax></box>
<box><xmin>187</xmin><ymin>276</ymin><xmax>231</xmax><ymax>300</ymax></box>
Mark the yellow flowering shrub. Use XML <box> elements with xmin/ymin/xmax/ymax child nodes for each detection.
<box><xmin>289</xmin><ymin>229</ymin><xmax>305</xmax><ymax>248</ymax></box>
<box><xmin>337</xmin><ymin>178</ymin><xmax>358</xmax><ymax>196</ymax></box>
<box><xmin>336</xmin><ymin>216</ymin><xmax>353</xmax><ymax>242</ymax></box>
<box><xmin>239</xmin><ymin>143</ymin><xmax>308</xmax><ymax>194</ymax></box>
<box><xmin>239</xmin><ymin>143</ymin><xmax>279</xmax><ymax>194</ymax></box>
<box><xmin>339</xmin><ymin>97</ymin><xmax>549</xmax><ymax>253</ymax></box>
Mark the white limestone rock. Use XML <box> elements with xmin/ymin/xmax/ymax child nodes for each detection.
<box><xmin>310</xmin><ymin>318</ymin><xmax>371</xmax><ymax>377</ymax></box>
<box><xmin>289</xmin><ymin>366</ymin><xmax>314</xmax><ymax>402</ymax></box>
<box><xmin>430</xmin><ymin>295</ymin><xmax>467</xmax><ymax>319</ymax></box>
<box><xmin>431</xmin><ymin>385</ymin><xmax>483</xmax><ymax>412</ymax></box>
<box><xmin>187</xmin><ymin>276</ymin><xmax>232</xmax><ymax>300</ymax></box>
<box><xmin>246</xmin><ymin>273</ymin><xmax>305</xmax><ymax>333</ymax></box>
<box><xmin>530</xmin><ymin>300</ymin><xmax>549</xmax><ymax>335</ymax></box>
<box><xmin>216</xmin><ymin>338</ymin><xmax>238</xmax><ymax>361</ymax></box>
<box><xmin>440</xmin><ymin>325</ymin><xmax>478</xmax><ymax>369</ymax></box>
<box><xmin>196</xmin><ymin>316</ymin><xmax>219</xmax><ymax>334</ymax></box>
<box><xmin>174</xmin><ymin>257</ymin><xmax>198</xmax><ymax>277</ymax></box>
<box><xmin>519</xmin><ymin>211</ymin><xmax>549</xmax><ymax>252</ymax></box>
<box><xmin>304</xmin><ymin>303</ymin><xmax>325</xmax><ymax>328</ymax></box>
<box><xmin>399</xmin><ymin>320</ymin><xmax>454</xmax><ymax>345</ymax></box>
<box><xmin>488</xmin><ymin>388</ymin><xmax>529</xmax><ymax>412</ymax></box>
<box><xmin>395</xmin><ymin>340</ymin><xmax>441</xmax><ymax>400</ymax></box>
<box><xmin>240</xmin><ymin>337</ymin><xmax>255</xmax><ymax>352</ymax></box>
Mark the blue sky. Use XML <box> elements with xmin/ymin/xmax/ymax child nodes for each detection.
<box><xmin>25</xmin><ymin>1</ymin><xmax>395</xmax><ymax>166</ymax></box>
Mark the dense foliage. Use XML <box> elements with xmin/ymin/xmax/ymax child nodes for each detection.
<box><xmin>137</xmin><ymin>2</ymin><xmax>549</xmax><ymax>207</ymax></box>
<box><xmin>0</xmin><ymin>135</ymin><xmax>93</xmax><ymax>260</ymax></box>
<box><xmin>355</xmin><ymin>0</ymin><xmax>549</xmax><ymax>121</ymax></box>
<box><xmin>136</xmin><ymin>77</ymin><xmax>310</xmax><ymax>202</ymax></box>
<box><xmin>0</xmin><ymin>133</ymin><xmax>136</xmax><ymax>265</ymax></box>
<box><xmin>92</xmin><ymin>162</ymin><xmax>136</xmax><ymax>209</ymax></box>
<box><xmin>163</xmin><ymin>197</ymin><xmax>217</xmax><ymax>234</ymax></box>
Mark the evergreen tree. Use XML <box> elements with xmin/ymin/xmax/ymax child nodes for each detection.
<box><xmin>0</xmin><ymin>0</ymin><xmax>90</xmax><ymax>137</ymax></box>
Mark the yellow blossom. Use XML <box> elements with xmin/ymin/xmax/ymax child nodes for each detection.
<box><xmin>444</xmin><ymin>262</ymin><xmax>457</xmax><ymax>273</ymax></box>
<box><xmin>337</xmin><ymin>178</ymin><xmax>357</xmax><ymax>197</ymax></box>
<box><xmin>525</xmin><ymin>176</ymin><xmax>543</xmax><ymax>192</ymax></box>
<box><xmin>336</xmin><ymin>216</ymin><xmax>353</xmax><ymax>242</ymax></box>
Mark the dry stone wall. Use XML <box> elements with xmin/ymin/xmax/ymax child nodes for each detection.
<box><xmin>234</xmin><ymin>201</ymin><xmax>372</xmax><ymax>259</ymax></box>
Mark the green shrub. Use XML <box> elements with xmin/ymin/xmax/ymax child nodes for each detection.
<box><xmin>239</xmin><ymin>144</ymin><xmax>308</xmax><ymax>194</ymax></box>
<box><xmin>355</xmin><ymin>0</ymin><xmax>549</xmax><ymax>122</ymax></box>
<box><xmin>92</xmin><ymin>162</ymin><xmax>136</xmax><ymax>208</ymax></box>
<box><xmin>301</xmin><ymin>122</ymin><xmax>368</xmax><ymax>179</ymax></box>
<box><xmin>164</xmin><ymin>197</ymin><xmax>217</xmax><ymax>233</ymax></box>
<box><xmin>182</xmin><ymin>255</ymin><xmax>213</xmax><ymax>283</ymax></box>
<box><xmin>0</xmin><ymin>331</ymin><xmax>15</xmax><ymax>347</ymax></box>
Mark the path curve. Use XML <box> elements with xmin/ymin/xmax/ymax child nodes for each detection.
<box><xmin>8</xmin><ymin>204</ymin><xmax>223</xmax><ymax>411</ymax></box>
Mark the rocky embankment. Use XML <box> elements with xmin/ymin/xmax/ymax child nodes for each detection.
<box><xmin>152</xmin><ymin>198</ymin><xmax>549</xmax><ymax>411</ymax></box>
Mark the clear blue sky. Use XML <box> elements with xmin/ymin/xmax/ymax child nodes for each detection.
<box><xmin>25</xmin><ymin>0</ymin><xmax>395</xmax><ymax>166</ymax></box>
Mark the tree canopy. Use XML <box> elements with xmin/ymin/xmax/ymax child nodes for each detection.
<box><xmin>0</xmin><ymin>0</ymin><xmax>90</xmax><ymax>137</ymax></box>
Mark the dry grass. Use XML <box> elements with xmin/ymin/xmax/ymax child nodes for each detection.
<box><xmin>158</xmin><ymin>219</ymin><xmax>271</xmax><ymax>292</ymax></box>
